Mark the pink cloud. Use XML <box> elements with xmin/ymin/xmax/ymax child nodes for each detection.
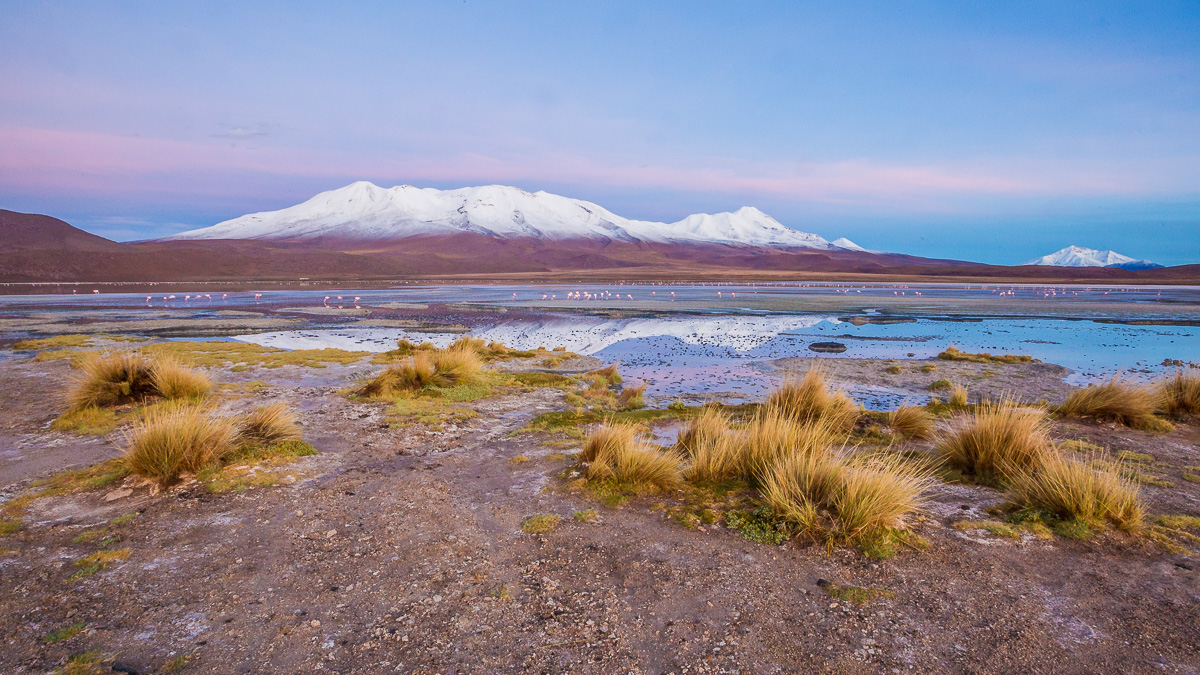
<box><xmin>0</xmin><ymin>125</ymin><xmax>1168</xmax><ymax>208</ymax></box>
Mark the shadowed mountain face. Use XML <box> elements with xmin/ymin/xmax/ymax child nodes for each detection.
<box><xmin>0</xmin><ymin>210</ymin><xmax>127</xmax><ymax>252</ymax></box>
<box><xmin>1</xmin><ymin>209</ymin><xmax>1197</xmax><ymax>284</ymax></box>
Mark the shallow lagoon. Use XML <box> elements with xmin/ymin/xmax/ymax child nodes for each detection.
<box><xmin>4</xmin><ymin>282</ymin><xmax>1198</xmax><ymax>405</ymax></box>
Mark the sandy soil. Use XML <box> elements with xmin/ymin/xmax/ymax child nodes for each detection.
<box><xmin>0</xmin><ymin>349</ymin><xmax>1197</xmax><ymax>674</ymax></box>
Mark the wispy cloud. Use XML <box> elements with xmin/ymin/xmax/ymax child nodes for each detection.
<box><xmin>0</xmin><ymin>125</ymin><xmax>1191</xmax><ymax>211</ymax></box>
<box><xmin>214</xmin><ymin>126</ymin><xmax>268</xmax><ymax>139</ymax></box>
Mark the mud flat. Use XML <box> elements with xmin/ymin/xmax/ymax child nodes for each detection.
<box><xmin>0</xmin><ymin>336</ymin><xmax>1197</xmax><ymax>674</ymax></box>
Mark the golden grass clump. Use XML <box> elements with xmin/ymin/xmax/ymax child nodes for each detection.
<box><xmin>582</xmin><ymin>423</ymin><xmax>681</xmax><ymax>490</ymax></box>
<box><xmin>618</xmin><ymin>383</ymin><xmax>647</xmax><ymax>410</ymax></box>
<box><xmin>676</xmin><ymin>406</ymin><xmax>730</xmax><ymax>456</ymax></box>
<box><xmin>426</xmin><ymin>346</ymin><xmax>484</xmax><ymax>387</ymax></box>
<box><xmin>67</xmin><ymin>352</ymin><xmax>212</xmax><ymax>410</ymax></box>
<box><xmin>359</xmin><ymin>345</ymin><xmax>484</xmax><ymax>397</ymax></box>
<box><xmin>761</xmin><ymin>450</ymin><xmax>931</xmax><ymax>541</ymax></box>
<box><xmin>67</xmin><ymin>352</ymin><xmax>157</xmax><ymax>410</ymax></box>
<box><xmin>889</xmin><ymin>405</ymin><xmax>934</xmax><ymax>439</ymax></box>
<box><xmin>739</xmin><ymin>409</ymin><xmax>846</xmax><ymax>483</ymax></box>
<box><xmin>579</xmin><ymin>422</ymin><xmax>641</xmax><ymax>463</ymax></box>
<box><xmin>448</xmin><ymin>336</ymin><xmax>488</xmax><ymax>353</ymax></box>
<box><xmin>760</xmin><ymin>451</ymin><xmax>843</xmax><ymax>529</ymax></box>
<box><xmin>766</xmin><ymin>368</ymin><xmax>858</xmax><ymax>431</ymax></box>
<box><xmin>833</xmin><ymin>456</ymin><xmax>934</xmax><ymax>539</ymax></box>
<box><xmin>587</xmin><ymin>440</ymin><xmax>682</xmax><ymax>490</ymax></box>
<box><xmin>586</xmin><ymin>363</ymin><xmax>623</xmax><ymax>386</ymax></box>
<box><xmin>938</xmin><ymin>345</ymin><xmax>1033</xmax><ymax>364</ymax></box>
<box><xmin>237</xmin><ymin>403</ymin><xmax>302</xmax><ymax>446</ymax></box>
<box><xmin>150</xmin><ymin>357</ymin><xmax>213</xmax><ymax>401</ymax></box>
<box><xmin>1007</xmin><ymin>453</ymin><xmax>1143</xmax><ymax>531</ymax></box>
<box><xmin>1158</xmin><ymin>367</ymin><xmax>1200</xmax><ymax>415</ymax></box>
<box><xmin>358</xmin><ymin>356</ymin><xmax>437</xmax><ymax>398</ymax></box>
<box><xmin>1058</xmin><ymin>375</ymin><xmax>1164</xmax><ymax>430</ymax></box>
<box><xmin>123</xmin><ymin>406</ymin><xmax>237</xmax><ymax>487</ymax></box>
<box><xmin>948</xmin><ymin>384</ymin><xmax>969</xmax><ymax>408</ymax></box>
<box><xmin>935</xmin><ymin>400</ymin><xmax>1051</xmax><ymax>484</ymax></box>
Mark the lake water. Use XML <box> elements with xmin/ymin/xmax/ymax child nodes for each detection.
<box><xmin>6</xmin><ymin>282</ymin><xmax>1195</xmax><ymax>403</ymax></box>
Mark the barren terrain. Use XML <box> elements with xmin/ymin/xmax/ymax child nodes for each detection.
<box><xmin>0</xmin><ymin>332</ymin><xmax>1197</xmax><ymax>675</ymax></box>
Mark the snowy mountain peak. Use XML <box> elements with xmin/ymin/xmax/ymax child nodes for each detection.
<box><xmin>1024</xmin><ymin>245</ymin><xmax>1161</xmax><ymax>270</ymax></box>
<box><xmin>831</xmin><ymin>237</ymin><xmax>868</xmax><ymax>252</ymax></box>
<box><xmin>164</xmin><ymin>182</ymin><xmax>864</xmax><ymax>251</ymax></box>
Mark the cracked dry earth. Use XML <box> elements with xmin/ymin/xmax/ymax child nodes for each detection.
<box><xmin>1</xmin><ymin>359</ymin><xmax>1199</xmax><ymax>674</ymax></box>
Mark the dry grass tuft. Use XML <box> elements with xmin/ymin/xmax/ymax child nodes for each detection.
<box><xmin>676</xmin><ymin>406</ymin><xmax>730</xmax><ymax>456</ymax></box>
<box><xmin>579</xmin><ymin>422</ymin><xmax>641</xmax><ymax>463</ymax></box>
<box><xmin>684</xmin><ymin>430</ymin><xmax>745</xmax><ymax>483</ymax></box>
<box><xmin>617</xmin><ymin>383</ymin><xmax>647</xmax><ymax>410</ymax></box>
<box><xmin>889</xmin><ymin>405</ymin><xmax>934</xmax><ymax>439</ymax></box>
<box><xmin>760</xmin><ymin>451</ymin><xmax>842</xmax><ymax>531</ymax></box>
<box><xmin>237</xmin><ymin>403</ymin><xmax>302</xmax><ymax>446</ymax></box>
<box><xmin>935</xmin><ymin>400</ymin><xmax>1051</xmax><ymax>484</ymax></box>
<box><xmin>582</xmin><ymin>423</ymin><xmax>681</xmax><ymax>490</ymax></box>
<box><xmin>586</xmin><ymin>363</ymin><xmax>623</xmax><ymax>386</ymax></box>
<box><xmin>948</xmin><ymin>384</ymin><xmax>969</xmax><ymax>407</ymax></box>
<box><xmin>761</xmin><ymin>449</ymin><xmax>931</xmax><ymax>542</ymax></box>
<box><xmin>67</xmin><ymin>353</ymin><xmax>157</xmax><ymax>410</ymax></box>
<box><xmin>359</xmin><ymin>356</ymin><xmax>438</xmax><ymax>397</ymax></box>
<box><xmin>150</xmin><ymin>357</ymin><xmax>213</xmax><ymax>401</ymax></box>
<box><xmin>938</xmin><ymin>345</ymin><xmax>1033</xmax><ymax>364</ymax></box>
<box><xmin>426</xmin><ymin>346</ymin><xmax>484</xmax><ymax>387</ymax></box>
<box><xmin>1059</xmin><ymin>375</ymin><xmax>1165</xmax><ymax>430</ymax></box>
<box><xmin>766</xmin><ymin>368</ymin><xmax>858</xmax><ymax>431</ymax></box>
<box><xmin>1008</xmin><ymin>454</ymin><xmax>1143</xmax><ymax>530</ymax></box>
<box><xmin>123</xmin><ymin>406</ymin><xmax>237</xmax><ymax>487</ymax></box>
<box><xmin>1158</xmin><ymin>367</ymin><xmax>1200</xmax><ymax>415</ymax></box>
<box><xmin>66</xmin><ymin>352</ymin><xmax>211</xmax><ymax>410</ymax></box>
<box><xmin>833</xmin><ymin>455</ymin><xmax>934</xmax><ymax>540</ymax></box>
<box><xmin>359</xmin><ymin>345</ymin><xmax>485</xmax><ymax>398</ymax></box>
<box><xmin>739</xmin><ymin>409</ymin><xmax>846</xmax><ymax>483</ymax></box>
<box><xmin>587</xmin><ymin>441</ymin><xmax>682</xmax><ymax>490</ymax></box>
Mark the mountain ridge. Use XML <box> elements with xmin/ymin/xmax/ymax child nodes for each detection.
<box><xmin>164</xmin><ymin>181</ymin><xmax>866</xmax><ymax>251</ymax></box>
<box><xmin>1025</xmin><ymin>245</ymin><xmax>1162</xmax><ymax>270</ymax></box>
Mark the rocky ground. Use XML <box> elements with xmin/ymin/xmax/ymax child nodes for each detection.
<box><xmin>0</xmin><ymin>344</ymin><xmax>1198</xmax><ymax>674</ymax></box>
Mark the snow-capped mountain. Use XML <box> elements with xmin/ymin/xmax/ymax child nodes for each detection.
<box><xmin>1024</xmin><ymin>245</ymin><xmax>1162</xmax><ymax>270</ymax></box>
<box><xmin>165</xmin><ymin>182</ymin><xmax>864</xmax><ymax>251</ymax></box>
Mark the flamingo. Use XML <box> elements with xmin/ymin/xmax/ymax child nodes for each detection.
<box><xmin>93</xmin><ymin>289</ymin><xmax>99</xmax><ymax>294</ymax></box>
<box><xmin>323</xmin><ymin>296</ymin><xmax>330</xmax><ymax>307</ymax></box>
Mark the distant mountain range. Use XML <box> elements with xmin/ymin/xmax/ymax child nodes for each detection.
<box><xmin>1025</xmin><ymin>245</ymin><xmax>1162</xmax><ymax>270</ymax></box>
<box><xmin>1</xmin><ymin>185</ymin><xmax>1195</xmax><ymax>285</ymax></box>
<box><xmin>165</xmin><ymin>182</ymin><xmax>868</xmax><ymax>251</ymax></box>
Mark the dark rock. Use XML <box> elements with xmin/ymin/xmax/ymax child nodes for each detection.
<box><xmin>809</xmin><ymin>342</ymin><xmax>847</xmax><ymax>354</ymax></box>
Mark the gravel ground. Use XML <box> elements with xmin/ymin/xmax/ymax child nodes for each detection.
<box><xmin>0</xmin><ymin>350</ymin><xmax>1197</xmax><ymax>674</ymax></box>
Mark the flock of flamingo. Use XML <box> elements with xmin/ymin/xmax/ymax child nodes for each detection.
<box><xmin>56</xmin><ymin>282</ymin><xmax>1167</xmax><ymax>308</ymax></box>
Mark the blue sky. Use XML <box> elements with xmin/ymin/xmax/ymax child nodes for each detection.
<box><xmin>1</xmin><ymin>1</ymin><xmax>1198</xmax><ymax>264</ymax></box>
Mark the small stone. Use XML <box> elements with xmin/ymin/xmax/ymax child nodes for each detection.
<box><xmin>311</xmin><ymin>620</ymin><xmax>321</xmax><ymax>628</ymax></box>
<box><xmin>103</xmin><ymin>488</ymin><xmax>133</xmax><ymax>502</ymax></box>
